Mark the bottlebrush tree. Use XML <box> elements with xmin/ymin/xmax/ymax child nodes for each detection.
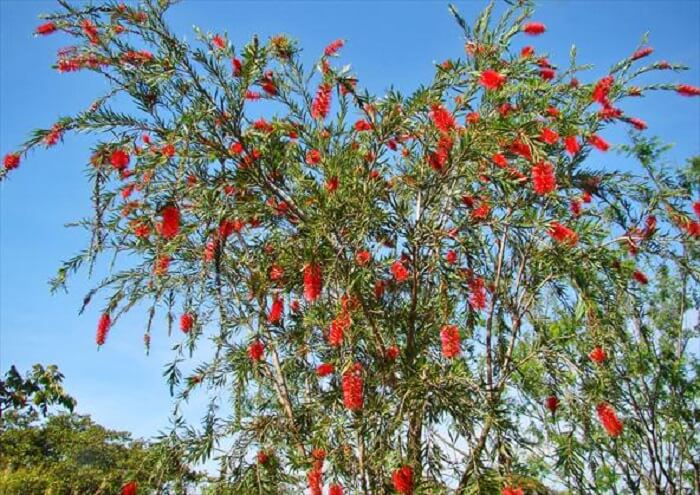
<box><xmin>3</xmin><ymin>0</ymin><xmax>700</xmax><ymax>493</ymax></box>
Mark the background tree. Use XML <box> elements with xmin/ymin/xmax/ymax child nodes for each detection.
<box><xmin>2</xmin><ymin>0</ymin><xmax>699</xmax><ymax>493</ymax></box>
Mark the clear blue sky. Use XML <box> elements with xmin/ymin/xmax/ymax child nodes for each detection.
<box><xmin>1</xmin><ymin>1</ymin><xmax>698</xmax><ymax>439</ymax></box>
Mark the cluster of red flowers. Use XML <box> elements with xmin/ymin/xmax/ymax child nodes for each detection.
<box><xmin>479</xmin><ymin>69</ymin><xmax>506</xmax><ymax>90</ymax></box>
<box><xmin>392</xmin><ymin>465</ymin><xmax>414</xmax><ymax>494</ymax></box>
<box><xmin>328</xmin><ymin>310</ymin><xmax>351</xmax><ymax>346</ymax></box>
<box><xmin>248</xmin><ymin>340</ymin><xmax>265</xmax><ymax>361</ymax></box>
<box><xmin>531</xmin><ymin>161</ymin><xmax>557</xmax><ymax>195</ymax></box>
<box><xmin>311</xmin><ymin>83</ymin><xmax>332</xmax><ymax>120</ymax></box>
<box><xmin>96</xmin><ymin>313</ymin><xmax>111</xmax><ymax>346</ymax></box>
<box><xmin>548</xmin><ymin>221</ymin><xmax>578</xmax><ymax>247</ymax></box>
<box><xmin>324</xmin><ymin>39</ymin><xmax>344</xmax><ymax>57</ymax></box>
<box><xmin>158</xmin><ymin>205</ymin><xmax>181</xmax><ymax>239</ymax></box>
<box><xmin>391</xmin><ymin>259</ymin><xmax>410</xmax><ymax>282</ymax></box>
<box><xmin>440</xmin><ymin>324</ymin><xmax>461</xmax><ymax>358</ymax></box>
<box><xmin>180</xmin><ymin>313</ymin><xmax>194</xmax><ymax>333</ymax></box>
<box><xmin>429</xmin><ymin>104</ymin><xmax>456</xmax><ymax>133</ymax></box>
<box><xmin>303</xmin><ymin>263</ymin><xmax>323</xmax><ymax>302</ymax></box>
<box><xmin>502</xmin><ymin>487</ymin><xmax>524</xmax><ymax>495</ymax></box>
<box><xmin>121</xmin><ymin>481</ymin><xmax>138</xmax><ymax>495</ymax></box>
<box><xmin>589</xmin><ymin>346</ymin><xmax>607</xmax><ymax>364</ymax></box>
<box><xmin>342</xmin><ymin>363</ymin><xmax>364</xmax><ymax>411</ymax></box>
<box><xmin>596</xmin><ymin>402</ymin><xmax>624</xmax><ymax>437</ymax></box>
<box><xmin>267</xmin><ymin>295</ymin><xmax>284</xmax><ymax>324</ymax></box>
<box><xmin>544</xmin><ymin>395</ymin><xmax>559</xmax><ymax>414</ymax></box>
<box><xmin>468</xmin><ymin>277</ymin><xmax>488</xmax><ymax>311</ymax></box>
<box><xmin>3</xmin><ymin>153</ymin><xmax>20</xmax><ymax>171</ymax></box>
<box><xmin>316</xmin><ymin>362</ymin><xmax>334</xmax><ymax>377</ymax></box>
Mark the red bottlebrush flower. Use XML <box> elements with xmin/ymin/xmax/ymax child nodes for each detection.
<box><xmin>540</xmin><ymin>67</ymin><xmax>556</xmax><ymax>80</ymax></box>
<box><xmin>232</xmin><ymin>57</ymin><xmax>242</xmax><ymax>76</ymax></box>
<box><xmin>36</xmin><ymin>22</ymin><xmax>57</xmax><ymax>35</ymax></box>
<box><xmin>311</xmin><ymin>83</ymin><xmax>332</xmax><ymax>120</ymax></box>
<box><xmin>355</xmin><ymin>250</ymin><xmax>371</xmax><ymax>266</ymax></box>
<box><xmin>676</xmin><ymin>84</ymin><xmax>700</xmax><ymax>96</ymax></box>
<box><xmin>325</xmin><ymin>176</ymin><xmax>339</xmax><ymax>193</ymax></box>
<box><xmin>303</xmin><ymin>263</ymin><xmax>323</xmax><ymax>302</ymax></box>
<box><xmin>471</xmin><ymin>201</ymin><xmax>491</xmax><ymax>221</ymax></box>
<box><xmin>391</xmin><ymin>260</ymin><xmax>410</xmax><ymax>282</ymax></box>
<box><xmin>248</xmin><ymin>340</ymin><xmax>265</xmax><ymax>361</ymax></box>
<box><xmin>588</xmin><ymin>134</ymin><xmax>610</xmax><ymax>152</ymax></box>
<box><xmin>523</xmin><ymin>22</ymin><xmax>546</xmax><ymax>35</ymax></box>
<box><xmin>386</xmin><ymin>345</ymin><xmax>400</xmax><ymax>361</ymax></box>
<box><xmin>245</xmin><ymin>90</ymin><xmax>261</xmax><ymax>100</ymax></box>
<box><xmin>596</xmin><ymin>402</ymin><xmax>624</xmax><ymax>437</ymax></box>
<box><xmin>329</xmin><ymin>484</ymin><xmax>344</xmax><ymax>495</ymax></box>
<box><xmin>521</xmin><ymin>45</ymin><xmax>534</xmax><ymax>58</ymax></box>
<box><xmin>429</xmin><ymin>104</ymin><xmax>456</xmax><ymax>133</ymax></box>
<box><xmin>492</xmin><ymin>153</ymin><xmax>508</xmax><ymax>168</ymax></box>
<box><xmin>342</xmin><ymin>363</ymin><xmax>364</xmax><ymax>411</ymax></box>
<box><xmin>316</xmin><ymin>362</ymin><xmax>334</xmax><ymax>377</ymax></box>
<box><xmin>592</xmin><ymin>75</ymin><xmax>614</xmax><ymax>106</ymax></box>
<box><xmin>212</xmin><ymin>34</ymin><xmax>226</xmax><ymax>49</ymax></box>
<box><xmin>570</xmin><ymin>199</ymin><xmax>582</xmax><ymax>217</ymax></box>
<box><xmin>44</xmin><ymin>124</ymin><xmax>63</xmax><ymax>146</ymax></box>
<box><xmin>110</xmin><ymin>149</ymin><xmax>130</xmax><ymax>171</ymax></box>
<box><xmin>180</xmin><ymin>313</ymin><xmax>194</xmax><ymax>333</ymax></box>
<box><xmin>532</xmin><ymin>161</ymin><xmax>557</xmax><ymax>195</ymax></box>
<box><xmin>502</xmin><ymin>487</ymin><xmax>524</xmax><ymax>495</ymax></box>
<box><xmin>627</xmin><ymin>117</ymin><xmax>647</xmax><ymax>130</ymax></box>
<box><xmin>564</xmin><ymin>135</ymin><xmax>580</xmax><ymax>155</ymax></box>
<box><xmin>131</xmin><ymin>221</ymin><xmax>150</xmax><ymax>238</ymax></box>
<box><xmin>631</xmin><ymin>46</ymin><xmax>653</xmax><ymax>60</ymax></box>
<box><xmin>121</xmin><ymin>481</ymin><xmax>138</xmax><ymax>495</ymax></box>
<box><xmin>544</xmin><ymin>395</ymin><xmax>559</xmax><ymax>414</ymax></box>
<box><xmin>466</xmin><ymin>112</ymin><xmax>480</xmax><ymax>124</ymax></box>
<box><xmin>3</xmin><ymin>153</ymin><xmax>20</xmax><ymax>170</ymax></box>
<box><xmin>290</xmin><ymin>299</ymin><xmax>300</xmax><ymax>312</ymax></box>
<box><xmin>312</xmin><ymin>447</ymin><xmax>326</xmax><ymax>461</ymax></box>
<box><xmin>632</xmin><ymin>270</ymin><xmax>649</xmax><ymax>285</ymax></box>
<box><xmin>268</xmin><ymin>296</ymin><xmax>284</xmax><ymax>324</ymax></box>
<box><xmin>261</xmin><ymin>79</ymin><xmax>277</xmax><ymax>96</ymax></box>
<box><xmin>269</xmin><ymin>264</ymin><xmax>284</xmax><ymax>281</ymax></box>
<box><xmin>159</xmin><ymin>205</ymin><xmax>181</xmax><ymax>239</ymax></box>
<box><xmin>328</xmin><ymin>312</ymin><xmax>350</xmax><ymax>346</ymax></box>
<box><xmin>257</xmin><ymin>451</ymin><xmax>269</xmax><ymax>465</ymax></box>
<box><xmin>354</xmin><ymin>119</ymin><xmax>372</xmax><ymax>132</ymax></box>
<box><xmin>548</xmin><ymin>222</ymin><xmax>578</xmax><ymax>247</ymax></box>
<box><xmin>510</xmin><ymin>138</ymin><xmax>532</xmax><ymax>161</ymax></box>
<box><xmin>440</xmin><ymin>324</ymin><xmax>461</xmax><ymax>358</ymax></box>
<box><xmin>582</xmin><ymin>191</ymin><xmax>593</xmax><ymax>203</ymax></box>
<box><xmin>468</xmin><ymin>278</ymin><xmax>487</xmax><ymax>311</ymax></box>
<box><xmin>445</xmin><ymin>250</ymin><xmax>458</xmax><ymax>265</ymax></box>
<box><xmin>218</xmin><ymin>218</ymin><xmax>243</xmax><ymax>240</ymax></box>
<box><xmin>306</xmin><ymin>149</ymin><xmax>322</xmax><ymax>165</ymax></box>
<box><xmin>324</xmin><ymin>39</ymin><xmax>345</xmax><ymax>56</ymax></box>
<box><xmin>81</xmin><ymin>19</ymin><xmax>99</xmax><ymax>44</ymax></box>
<box><xmin>153</xmin><ymin>255</ymin><xmax>170</xmax><ymax>276</ymax></box>
<box><xmin>589</xmin><ymin>346</ymin><xmax>607</xmax><ymax>364</ymax></box>
<box><xmin>96</xmin><ymin>313</ymin><xmax>111</xmax><ymax>346</ymax></box>
<box><xmin>479</xmin><ymin>69</ymin><xmax>506</xmax><ymax>90</ymax></box>
<box><xmin>161</xmin><ymin>143</ymin><xmax>176</xmax><ymax>157</ymax></box>
<box><xmin>693</xmin><ymin>201</ymin><xmax>700</xmax><ymax>218</ymax></box>
<box><xmin>599</xmin><ymin>106</ymin><xmax>622</xmax><ymax>121</ymax></box>
<box><xmin>120</xmin><ymin>184</ymin><xmax>135</xmax><ymax>199</ymax></box>
<box><xmin>229</xmin><ymin>142</ymin><xmax>244</xmax><ymax>155</ymax></box>
<box><xmin>392</xmin><ymin>466</ymin><xmax>414</xmax><ymax>494</ymax></box>
<box><xmin>546</xmin><ymin>106</ymin><xmax>560</xmax><ymax>118</ymax></box>
<box><xmin>539</xmin><ymin>127</ymin><xmax>559</xmax><ymax>145</ymax></box>
<box><xmin>308</xmin><ymin>466</ymin><xmax>323</xmax><ymax>495</ymax></box>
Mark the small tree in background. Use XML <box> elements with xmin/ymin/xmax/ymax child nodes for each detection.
<box><xmin>2</xmin><ymin>0</ymin><xmax>699</xmax><ymax>493</ymax></box>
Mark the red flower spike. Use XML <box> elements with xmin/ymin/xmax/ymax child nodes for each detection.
<box><xmin>354</xmin><ymin>119</ymin><xmax>372</xmax><ymax>131</ymax></box>
<box><xmin>502</xmin><ymin>487</ymin><xmax>524</xmax><ymax>495</ymax></box>
<box><xmin>329</xmin><ymin>484</ymin><xmax>344</xmax><ymax>495</ymax></box>
<box><xmin>180</xmin><ymin>313</ymin><xmax>194</xmax><ymax>333</ymax></box>
<box><xmin>479</xmin><ymin>69</ymin><xmax>506</xmax><ymax>90</ymax></box>
<box><xmin>540</xmin><ymin>127</ymin><xmax>559</xmax><ymax>145</ymax></box>
<box><xmin>307</xmin><ymin>467</ymin><xmax>323</xmax><ymax>495</ymax></box>
<box><xmin>468</xmin><ymin>277</ymin><xmax>488</xmax><ymax>310</ymax></box>
<box><xmin>159</xmin><ymin>205</ymin><xmax>181</xmax><ymax>239</ymax></box>
<box><xmin>532</xmin><ymin>162</ymin><xmax>557</xmax><ymax>195</ymax></box>
<box><xmin>386</xmin><ymin>345</ymin><xmax>400</xmax><ymax>361</ymax></box>
<box><xmin>564</xmin><ymin>135</ymin><xmax>580</xmax><ymax>155</ymax></box>
<box><xmin>311</xmin><ymin>83</ymin><xmax>332</xmax><ymax>120</ymax></box>
<box><xmin>257</xmin><ymin>451</ymin><xmax>269</xmax><ymax>465</ymax></box>
<box><xmin>589</xmin><ymin>346</ymin><xmax>607</xmax><ymax>364</ymax></box>
<box><xmin>429</xmin><ymin>104</ymin><xmax>456</xmax><ymax>134</ymax></box>
<box><xmin>631</xmin><ymin>47</ymin><xmax>653</xmax><ymax>60</ymax></box>
<box><xmin>632</xmin><ymin>270</ymin><xmax>649</xmax><ymax>285</ymax></box>
<box><xmin>548</xmin><ymin>222</ymin><xmax>578</xmax><ymax>246</ymax></box>
<box><xmin>588</xmin><ymin>134</ymin><xmax>610</xmax><ymax>152</ymax></box>
<box><xmin>121</xmin><ymin>481</ymin><xmax>138</xmax><ymax>495</ymax></box>
<box><xmin>306</xmin><ymin>149</ymin><xmax>322</xmax><ymax>165</ymax></box>
<box><xmin>492</xmin><ymin>153</ymin><xmax>508</xmax><ymax>168</ymax></box>
<box><xmin>440</xmin><ymin>324</ymin><xmax>461</xmax><ymax>358</ymax></box>
<box><xmin>540</xmin><ymin>67</ymin><xmax>556</xmax><ymax>80</ymax></box>
<box><xmin>212</xmin><ymin>34</ymin><xmax>226</xmax><ymax>49</ymax></box>
<box><xmin>391</xmin><ymin>260</ymin><xmax>410</xmax><ymax>282</ymax></box>
<box><xmin>693</xmin><ymin>201</ymin><xmax>700</xmax><ymax>218</ymax></box>
<box><xmin>269</xmin><ymin>264</ymin><xmax>285</xmax><ymax>281</ymax></box>
<box><xmin>36</xmin><ymin>22</ymin><xmax>57</xmax><ymax>35</ymax></box>
<box><xmin>676</xmin><ymin>84</ymin><xmax>700</xmax><ymax>97</ymax></box>
<box><xmin>342</xmin><ymin>363</ymin><xmax>364</xmax><ymax>411</ymax></box>
<box><xmin>521</xmin><ymin>45</ymin><xmax>534</xmax><ymax>58</ymax></box>
<box><xmin>596</xmin><ymin>402</ymin><xmax>624</xmax><ymax>437</ymax></box>
<box><xmin>303</xmin><ymin>263</ymin><xmax>323</xmax><ymax>302</ymax></box>
<box><xmin>522</xmin><ymin>22</ymin><xmax>546</xmax><ymax>35</ymax></box>
<box><xmin>96</xmin><ymin>313</ymin><xmax>111</xmax><ymax>346</ymax></box>
<box><xmin>110</xmin><ymin>149</ymin><xmax>130</xmax><ymax>171</ymax></box>
<box><xmin>392</xmin><ymin>466</ymin><xmax>414</xmax><ymax>494</ymax></box>
<box><xmin>268</xmin><ymin>296</ymin><xmax>284</xmax><ymax>324</ymax></box>
<box><xmin>248</xmin><ymin>340</ymin><xmax>265</xmax><ymax>361</ymax></box>
<box><xmin>355</xmin><ymin>250</ymin><xmax>371</xmax><ymax>266</ymax></box>
<box><xmin>324</xmin><ymin>39</ymin><xmax>345</xmax><ymax>56</ymax></box>
<box><xmin>3</xmin><ymin>153</ymin><xmax>20</xmax><ymax>170</ymax></box>
<box><xmin>316</xmin><ymin>363</ymin><xmax>334</xmax><ymax>377</ymax></box>
<box><xmin>544</xmin><ymin>395</ymin><xmax>559</xmax><ymax>414</ymax></box>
